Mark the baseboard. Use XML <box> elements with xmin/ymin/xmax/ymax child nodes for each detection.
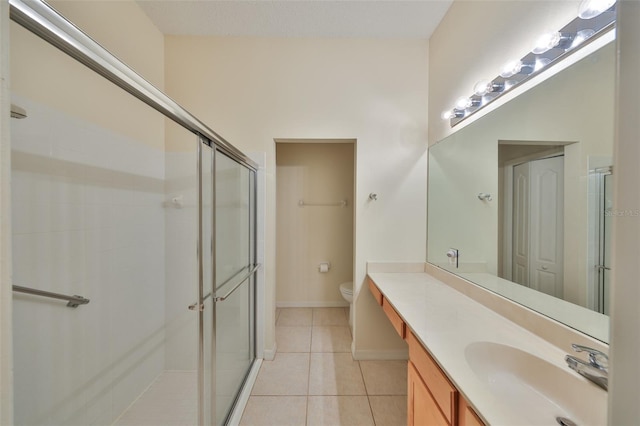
<box><xmin>227</xmin><ymin>358</ymin><xmax>262</xmax><ymax>426</ymax></box>
<box><xmin>351</xmin><ymin>345</ymin><xmax>409</xmax><ymax>360</ymax></box>
<box><xmin>276</xmin><ymin>301</ymin><xmax>349</xmax><ymax>308</ymax></box>
<box><xmin>263</xmin><ymin>344</ymin><xmax>277</xmax><ymax>361</ymax></box>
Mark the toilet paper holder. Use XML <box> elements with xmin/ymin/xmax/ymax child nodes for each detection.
<box><xmin>318</xmin><ymin>262</ymin><xmax>331</xmax><ymax>273</ymax></box>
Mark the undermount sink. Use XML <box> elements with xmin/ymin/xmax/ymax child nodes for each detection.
<box><xmin>465</xmin><ymin>342</ymin><xmax>607</xmax><ymax>426</ymax></box>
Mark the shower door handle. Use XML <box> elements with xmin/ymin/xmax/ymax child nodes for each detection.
<box><xmin>188</xmin><ymin>292</ymin><xmax>212</xmax><ymax>311</ymax></box>
<box><xmin>188</xmin><ymin>303</ymin><xmax>204</xmax><ymax>311</ymax></box>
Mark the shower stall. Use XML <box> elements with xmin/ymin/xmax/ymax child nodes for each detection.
<box><xmin>9</xmin><ymin>0</ymin><xmax>260</xmax><ymax>424</ymax></box>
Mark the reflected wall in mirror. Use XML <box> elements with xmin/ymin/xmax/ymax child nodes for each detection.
<box><xmin>427</xmin><ymin>38</ymin><xmax>614</xmax><ymax>343</ymax></box>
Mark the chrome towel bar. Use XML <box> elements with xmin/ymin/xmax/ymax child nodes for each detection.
<box><xmin>12</xmin><ymin>285</ymin><xmax>90</xmax><ymax>308</ymax></box>
<box><xmin>188</xmin><ymin>264</ymin><xmax>262</xmax><ymax>311</ymax></box>
<box><xmin>215</xmin><ymin>264</ymin><xmax>262</xmax><ymax>302</ymax></box>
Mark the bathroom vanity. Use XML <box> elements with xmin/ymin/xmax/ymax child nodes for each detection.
<box><xmin>367</xmin><ymin>270</ymin><xmax>607</xmax><ymax>426</ymax></box>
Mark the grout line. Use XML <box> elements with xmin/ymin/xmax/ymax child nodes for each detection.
<box><xmin>306</xmin><ymin>329</ymin><xmax>312</xmax><ymax>426</ymax></box>
<box><xmin>368</xmin><ymin>394</ymin><xmax>378</xmax><ymax>426</ymax></box>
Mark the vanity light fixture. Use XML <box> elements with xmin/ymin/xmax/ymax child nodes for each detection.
<box><xmin>444</xmin><ymin>0</ymin><xmax>616</xmax><ymax>127</ymax></box>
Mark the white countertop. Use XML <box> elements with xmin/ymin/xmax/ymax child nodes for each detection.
<box><xmin>367</xmin><ymin>272</ymin><xmax>607</xmax><ymax>426</ymax></box>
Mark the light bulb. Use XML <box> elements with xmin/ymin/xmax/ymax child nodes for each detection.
<box><xmin>474</xmin><ymin>80</ymin><xmax>504</xmax><ymax>96</ymax></box>
<box><xmin>534</xmin><ymin>57</ymin><xmax>551</xmax><ymax>72</ymax></box>
<box><xmin>441</xmin><ymin>110</ymin><xmax>454</xmax><ymax>120</ymax></box>
<box><xmin>455</xmin><ymin>97</ymin><xmax>472</xmax><ymax>109</ymax></box>
<box><xmin>532</xmin><ymin>31</ymin><xmax>561</xmax><ymax>54</ymax></box>
<box><xmin>442</xmin><ymin>108</ymin><xmax>466</xmax><ymax>120</ymax></box>
<box><xmin>571</xmin><ymin>29</ymin><xmax>596</xmax><ymax>49</ymax></box>
<box><xmin>474</xmin><ymin>80</ymin><xmax>491</xmax><ymax>96</ymax></box>
<box><xmin>578</xmin><ymin>0</ymin><xmax>616</xmax><ymax>19</ymax></box>
<box><xmin>500</xmin><ymin>60</ymin><xmax>522</xmax><ymax>78</ymax></box>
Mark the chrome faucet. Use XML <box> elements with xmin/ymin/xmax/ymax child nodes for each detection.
<box><xmin>565</xmin><ymin>343</ymin><xmax>608</xmax><ymax>391</ymax></box>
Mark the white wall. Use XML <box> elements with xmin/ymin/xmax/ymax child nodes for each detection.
<box><xmin>164</xmin><ymin>36</ymin><xmax>429</xmax><ymax>357</ymax></box>
<box><xmin>276</xmin><ymin>142</ymin><xmax>354</xmax><ymax>307</ymax></box>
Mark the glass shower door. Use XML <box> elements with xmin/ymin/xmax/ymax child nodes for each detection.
<box><xmin>600</xmin><ymin>172</ymin><xmax>613</xmax><ymax>315</ymax></box>
<box><xmin>213</xmin><ymin>151</ymin><xmax>256</xmax><ymax>425</ymax></box>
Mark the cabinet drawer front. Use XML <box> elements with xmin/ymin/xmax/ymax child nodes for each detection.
<box><xmin>382</xmin><ymin>298</ymin><xmax>406</xmax><ymax>339</ymax></box>
<box><xmin>407</xmin><ymin>331</ymin><xmax>457</xmax><ymax>424</ymax></box>
<box><xmin>368</xmin><ymin>278</ymin><xmax>383</xmax><ymax>305</ymax></box>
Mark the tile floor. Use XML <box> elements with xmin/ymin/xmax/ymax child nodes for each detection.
<box><xmin>113</xmin><ymin>308</ymin><xmax>407</xmax><ymax>426</ymax></box>
<box><xmin>240</xmin><ymin>308</ymin><xmax>408</xmax><ymax>426</ymax></box>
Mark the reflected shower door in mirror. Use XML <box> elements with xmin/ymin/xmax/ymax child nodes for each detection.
<box><xmin>427</xmin><ymin>38</ymin><xmax>615</xmax><ymax>343</ymax></box>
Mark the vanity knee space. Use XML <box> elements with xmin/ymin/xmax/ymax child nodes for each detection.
<box><xmin>368</xmin><ymin>278</ymin><xmax>484</xmax><ymax>426</ymax></box>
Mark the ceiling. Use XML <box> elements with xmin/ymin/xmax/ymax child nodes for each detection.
<box><xmin>136</xmin><ymin>0</ymin><xmax>453</xmax><ymax>39</ymax></box>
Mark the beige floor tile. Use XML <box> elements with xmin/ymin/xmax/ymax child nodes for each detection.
<box><xmin>239</xmin><ymin>396</ymin><xmax>307</xmax><ymax>426</ymax></box>
<box><xmin>251</xmin><ymin>353</ymin><xmax>310</xmax><ymax>395</ymax></box>
<box><xmin>308</xmin><ymin>353</ymin><xmax>366</xmax><ymax>395</ymax></box>
<box><xmin>312</xmin><ymin>308</ymin><xmax>348</xmax><ymax>326</ymax></box>
<box><xmin>276</xmin><ymin>326</ymin><xmax>312</xmax><ymax>352</ymax></box>
<box><xmin>360</xmin><ymin>360</ymin><xmax>407</xmax><ymax>395</ymax></box>
<box><xmin>307</xmin><ymin>396</ymin><xmax>375</xmax><ymax>426</ymax></box>
<box><xmin>310</xmin><ymin>326</ymin><xmax>352</xmax><ymax>353</ymax></box>
<box><xmin>368</xmin><ymin>395</ymin><xmax>407</xmax><ymax>426</ymax></box>
<box><xmin>277</xmin><ymin>308</ymin><xmax>313</xmax><ymax>326</ymax></box>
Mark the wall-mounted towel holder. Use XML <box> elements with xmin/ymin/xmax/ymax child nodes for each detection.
<box><xmin>298</xmin><ymin>199</ymin><xmax>348</xmax><ymax>208</ymax></box>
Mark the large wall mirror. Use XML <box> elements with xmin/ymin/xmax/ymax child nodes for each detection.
<box><xmin>427</xmin><ymin>34</ymin><xmax>615</xmax><ymax>343</ymax></box>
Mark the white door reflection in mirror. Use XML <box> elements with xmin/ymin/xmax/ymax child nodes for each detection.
<box><xmin>510</xmin><ymin>156</ymin><xmax>564</xmax><ymax>298</ymax></box>
<box><xmin>529</xmin><ymin>156</ymin><xmax>564</xmax><ymax>298</ymax></box>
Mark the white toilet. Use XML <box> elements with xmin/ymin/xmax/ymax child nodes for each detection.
<box><xmin>339</xmin><ymin>281</ymin><xmax>353</xmax><ymax>326</ymax></box>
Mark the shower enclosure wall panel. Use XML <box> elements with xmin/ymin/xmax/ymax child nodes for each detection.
<box><xmin>164</xmin><ymin>121</ymin><xmax>199</xmax><ymax>372</ymax></box>
<box><xmin>11</xmin><ymin>92</ymin><xmax>170</xmax><ymax>425</ymax></box>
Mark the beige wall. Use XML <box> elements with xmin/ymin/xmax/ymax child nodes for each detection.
<box><xmin>165</xmin><ymin>36</ymin><xmax>429</xmax><ymax>357</ymax></box>
<box><xmin>11</xmin><ymin>0</ymin><xmax>164</xmax><ymax>149</ymax></box>
<box><xmin>610</xmin><ymin>1</ymin><xmax>640</xmax><ymax>423</ymax></box>
<box><xmin>276</xmin><ymin>142</ymin><xmax>354</xmax><ymax>307</ymax></box>
<box><xmin>0</xmin><ymin>1</ymin><xmax>12</xmax><ymax>423</ymax></box>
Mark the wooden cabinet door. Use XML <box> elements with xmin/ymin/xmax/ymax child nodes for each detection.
<box><xmin>408</xmin><ymin>362</ymin><xmax>449</xmax><ymax>426</ymax></box>
<box><xmin>458</xmin><ymin>397</ymin><xmax>484</xmax><ymax>426</ymax></box>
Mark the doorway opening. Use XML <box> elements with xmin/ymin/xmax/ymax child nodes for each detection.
<box><xmin>274</xmin><ymin>139</ymin><xmax>356</xmax><ymax>323</ymax></box>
